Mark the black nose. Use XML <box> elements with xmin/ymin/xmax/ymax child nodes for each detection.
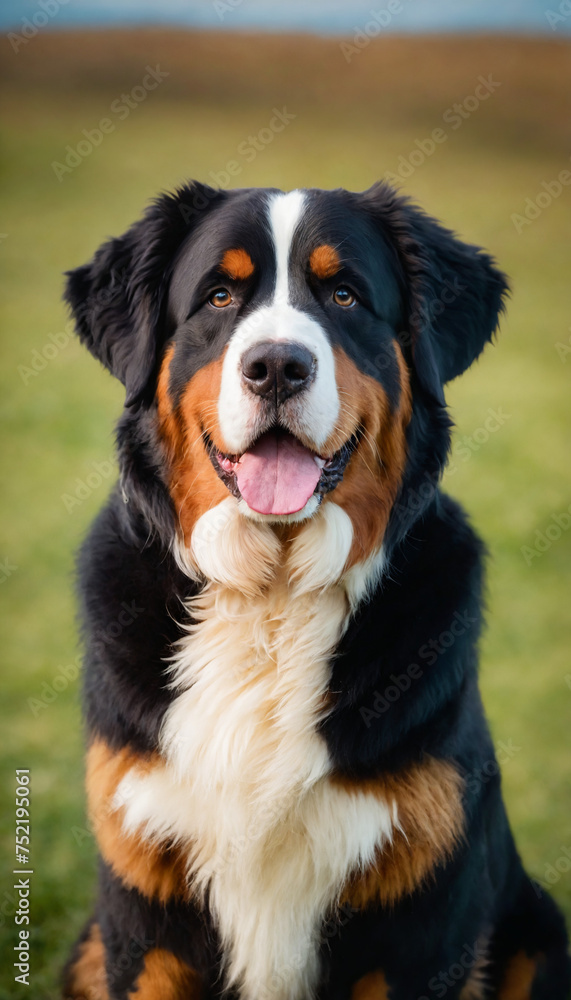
<box><xmin>241</xmin><ymin>341</ymin><xmax>316</xmax><ymax>404</ymax></box>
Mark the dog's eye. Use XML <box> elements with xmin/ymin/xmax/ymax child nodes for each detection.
<box><xmin>209</xmin><ymin>288</ymin><xmax>233</xmax><ymax>308</ymax></box>
<box><xmin>333</xmin><ymin>286</ymin><xmax>356</xmax><ymax>308</ymax></box>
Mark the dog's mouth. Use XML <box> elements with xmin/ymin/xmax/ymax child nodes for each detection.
<box><xmin>205</xmin><ymin>426</ymin><xmax>361</xmax><ymax>516</ymax></box>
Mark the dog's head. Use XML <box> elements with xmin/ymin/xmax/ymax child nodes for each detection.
<box><xmin>66</xmin><ymin>183</ymin><xmax>507</xmax><ymax>573</ymax></box>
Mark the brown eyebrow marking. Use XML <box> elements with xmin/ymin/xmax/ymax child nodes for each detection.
<box><xmin>309</xmin><ymin>244</ymin><xmax>341</xmax><ymax>279</ymax></box>
<box><xmin>220</xmin><ymin>248</ymin><xmax>255</xmax><ymax>281</ymax></box>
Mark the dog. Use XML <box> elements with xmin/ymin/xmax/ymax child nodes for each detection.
<box><xmin>62</xmin><ymin>182</ymin><xmax>570</xmax><ymax>1000</ymax></box>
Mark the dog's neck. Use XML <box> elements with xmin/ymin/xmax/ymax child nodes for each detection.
<box><xmin>173</xmin><ymin>496</ymin><xmax>386</xmax><ymax>613</ymax></box>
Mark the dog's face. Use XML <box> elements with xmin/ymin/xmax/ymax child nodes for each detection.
<box><xmin>157</xmin><ymin>188</ymin><xmax>411</xmax><ymax>561</ymax></box>
<box><xmin>66</xmin><ymin>182</ymin><xmax>508</xmax><ymax>568</ymax></box>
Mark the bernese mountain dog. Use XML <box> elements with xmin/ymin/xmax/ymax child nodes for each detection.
<box><xmin>62</xmin><ymin>183</ymin><xmax>570</xmax><ymax>1000</ymax></box>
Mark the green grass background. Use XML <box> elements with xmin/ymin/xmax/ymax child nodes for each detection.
<box><xmin>0</xmin><ymin>29</ymin><xmax>570</xmax><ymax>998</ymax></box>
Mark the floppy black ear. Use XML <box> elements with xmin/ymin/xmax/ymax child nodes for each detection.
<box><xmin>363</xmin><ymin>183</ymin><xmax>509</xmax><ymax>401</ymax></box>
<box><xmin>65</xmin><ymin>182</ymin><xmax>225</xmax><ymax>407</ymax></box>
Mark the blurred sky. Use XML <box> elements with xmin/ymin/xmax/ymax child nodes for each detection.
<box><xmin>1</xmin><ymin>0</ymin><xmax>569</xmax><ymax>34</ymax></box>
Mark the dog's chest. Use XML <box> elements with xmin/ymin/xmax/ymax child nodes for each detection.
<box><xmin>119</xmin><ymin>578</ymin><xmax>393</xmax><ymax>1000</ymax></box>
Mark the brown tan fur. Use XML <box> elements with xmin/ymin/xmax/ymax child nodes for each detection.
<box><xmin>86</xmin><ymin>740</ymin><xmax>188</xmax><ymax>903</ymax></box>
<box><xmin>338</xmin><ymin>757</ymin><xmax>465</xmax><ymax>908</ymax></box>
<box><xmin>458</xmin><ymin>940</ymin><xmax>490</xmax><ymax>1000</ymax></box>
<box><xmin>459</xmin><ymin>976</ymin><xmax>488</xmax><ymax>1000</ymax></box>
<box><xmin>220</xmin><ymin>247</ymin><xmax>255</xmax><ymax>281</ymax></box>
<box><xmin>64</xmin><ymin>923</ymin><xmax>109</xmax><ymax>1000</ymax></box>
<box><xmin>498</xmin><ymin>951</ymin><xmax>538</xmax><ymax>999</ymax></box>
<box><xmin>156</xmin><ymin>344</ymin><xmax>229</xmax><ymax>547</ymax></box>
<box><xmin>309</xmin><ymin>244</ymin><xmax>341</xmax><ymax>279</ymax></box>
<box><xmin>351</xmin><ymin>969</ymin><xmax>391</xmax><ymax>999</ymax></box>
<box><xmin>323</xmin><ymin>343</ymin><xmax>412</xmax><ymax>568</ymax></box>
<box><xmin>127</xmin><ymin>949</ymin><xmax>203</xmax><ymax>1000</ymax></box>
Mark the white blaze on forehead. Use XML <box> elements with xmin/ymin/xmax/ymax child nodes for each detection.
<box><xmin>217</xmin><ymin>190</ymin><xmax>340</xmax><ymax>461</ymax></box>
<box><xmin>268</xmin><ymin>188</ymin><xmax>306</xmax><ymax>303</ymax></box>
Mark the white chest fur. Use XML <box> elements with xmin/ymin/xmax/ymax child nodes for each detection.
<box><xmin>115</xmin><ymin>500</ymin><xmax>392</xmax><ymax>1000</ymax></box>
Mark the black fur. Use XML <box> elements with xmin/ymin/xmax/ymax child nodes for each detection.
<box><xmin>63</xmin><ymin>183</ymin><xmax>570</xmax><ymax>999</ymax></box>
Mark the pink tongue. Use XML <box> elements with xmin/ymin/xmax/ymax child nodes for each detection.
<box><xmin>235</xmin><ymin>432</ymin><xmax>321</xmax><ymax>515</ymax></box>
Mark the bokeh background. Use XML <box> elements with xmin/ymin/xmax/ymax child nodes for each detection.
<box><xmin>1</xmin><ymin>1</ymin><xmax>570</xmax><ymax>996</ymax></box>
